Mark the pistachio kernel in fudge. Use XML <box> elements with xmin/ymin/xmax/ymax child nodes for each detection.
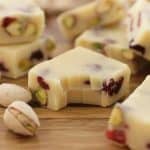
<box><xmin>62</xmin><ymin>14</ymin><xmax>77</xmax><ymax>29</ymax></box>
<box><xmin>91</xmin><ymin>42</ymin><xmax>105</xmax><ymax>51</ymax></box>
<box><xmin>34</xmin><ymin>88</ymin><xmax>48</xmax><ymax>106</ymax></box>
<box><xmin>37</xmin><ymin>76</ymin><xmax>50</xmax><ymax>90</ymax></box>
<box><xmin>30</xmin><ymin>50</ymin><xmax>44</xmax><ymax>61</ymax></box>
<box><xmin>109</xmin><ymin>105</ymin><xmax>124</xmax><ymax>127</ymax></box>
<box><xmin>102</xmin><ymin>77</ymin><xmax>124</xmax><ymax>96</ymax></box>
<box><xmin>19</xmin><ymin>59</ymin><xmax>33</xmax><ymax>71</ymax></box>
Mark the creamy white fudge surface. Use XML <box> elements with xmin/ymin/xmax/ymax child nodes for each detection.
<box><xmin>127</xmin><ymin>0</ymin><xmax>150</xmax><ymax>60</ymax></box>
<box><xmin>0</xmin><ymin>37</ymin><xmax>54</xmax><ymax>79</ymax></box>
<box><xmin>107</xmin><ymin>76</ymin><xmax>150</xmax><ymax>149</ymax></box>
<box><xmin>0</xmin><ymin>0</ymin><xmax>45</xmax><ymax>45</ymax></box>
<box><xmin>76</xmin><ymin>23</ymin><xmax>149</xmax><ymax>74</ymax></box>
<box><xmin>57</xmin><ymin>0</ymin><xmax>132</xmax><ymax>39</ymax></box>
<box><xmin>28</xmin><ymin>47</ymin><xmax>131</xmax><ymax>111</ymax></box>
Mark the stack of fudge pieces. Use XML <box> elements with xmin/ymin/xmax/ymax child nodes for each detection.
<box><xmin>58</xmin><ymin>0</ymin><xmax>150</xmax><ymax>75</ymax></box>
<box><xmin>27</xmin><ymin>0</ymin><xmax>150</xmax><ymax>149</ymax></box>
<box><xmin>0</xmin><ymin>0</ymin><xmax>56</xmax><ymax>79</ymax></box>
<box><xmin>57</xmin><ymin>0</ymin><xmax>150</xmax><ymax>149</ymax></box>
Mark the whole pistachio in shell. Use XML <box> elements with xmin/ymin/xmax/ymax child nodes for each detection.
<box><xmin>0</xmin><ymin>83</ymin><xmax>32</xmax><ymax>107</ymax></box>
<box><xmin>3</xmin><ymin>101</ymin><xmax>40</xmax><ymax>136</ymax></box>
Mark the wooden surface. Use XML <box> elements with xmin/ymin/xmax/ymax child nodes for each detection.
<box><xmin>0</xmin><ymin>17</ymin><xmax>150</xmax><ymax>150</ymax></box>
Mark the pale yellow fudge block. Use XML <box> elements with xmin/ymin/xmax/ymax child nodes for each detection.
<box><xmin>0</xmin><ymin>37</ymin><xmax>55</xmax><ymax>79</ymax></box>
<box><xmin>107</xmin><ymin>76</ymin><xmax>150</xmax><ymax>149</ymax></box>
<box><xmin>0</xmin><ymin>0</ymin><xmax>45</xmax><ymax>45</ymax></box>
<box><xmin>127</xmin><ymin>0</ymin><xmax>150</xmax><ymax>60</ymax></box>
<box><xmin>28</xmin><ymin>47</ymin><xmax>131</xmax><ymax>111</ymax></box>
<box><xmin>76</xmin><ymin>23</ymin><xmax>149</xmax><ymax>74</ymax></box>
<box><xmin>57</xmin><ymin>0</ymin><xmax>132</xmax><ymax>39</ymax></box>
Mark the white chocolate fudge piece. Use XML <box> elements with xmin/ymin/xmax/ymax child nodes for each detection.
<box><xmin>28</xmin><ymin>47</ymin><xmax>131</xmax><ymax>111</ymax></box>
<box><xmin>0</xmin><ymin>37</ymin><xmax>55</xmax><ymax>79</ymax></box>
<box><xmin>57</xmin><ymin>0</ymin><xmax>131</xmax><ymax>39</ymax></box>
<box><xmin>76</xmin><ymin>23</ymin><xmax>149</xmax><ymax>74</ymax></box>
<box><xmin>0</xmin><ymin>0</ymin><xmax>45</xmax><ymax>45</ymax></box>
<box><xmin>127</xmin><ymin>0</ymin><xmax>150</xmax><ymax>60</ymax></box>
<box><xmin>106</xmin><ymin>76</ymin><xmax>150</xmax><ymax>149</ymax></box>
<box><xmin>34</xmin><ymin>0</ymin><xmax>93</xmax><ymax>14</ymax></box>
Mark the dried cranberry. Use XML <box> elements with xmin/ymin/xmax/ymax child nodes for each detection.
<box><xmin>30</xmin><ymin>50</ymin><xmax>44</xmax><ymax>61</ymax></box>
<box><xmin>130</xmin><ymin>43</ymin><xmax>145</xmax><ymax>55</ymax></box>
<box><xmin>0</xmin><ymin>63</ymin><xmax>8</xmax><ymax>72</ymax></box>
<box><xmin>84</xmin><ymin>80</ymin><xmax>90</xmax><ymax>85</ymax></box>
<box><xmin>106</xmin><ymin>129</ymin><xmax>126</xmax><ymax>144</ymax></box>
<box><xmin>2</xmin><ymin>17</ymin><xmax>16</xmax><ymax>28</ymax></box>
<box><xmin>37</xmin><ymin>76</ymin><xmax>49</xmax><ymax>90</ymax></box>
<box><xmin>102</xmin><ymin>77</ymin><xmax>124</xmax><ymax>96</ymax></box>
<box><xmin>146</xmin><ymin>143</ymin><xmax>150</xmax><ymax>149</ymax></box>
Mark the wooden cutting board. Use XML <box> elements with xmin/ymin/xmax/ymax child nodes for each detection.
<box><xmin>0</xmin><ymin>17</ymin><xmax>149</xmax><ymax>150</ymax></box>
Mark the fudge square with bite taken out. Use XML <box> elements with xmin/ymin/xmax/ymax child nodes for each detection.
<box><xmin>76</xmin><ymin>23</ymin><xmax>149</xmax><ymax>74</ymax></box>
<box><xmin>28</xmin><ymin>47</ymin><xmax>131</xmax><ymax>111</ymax></box>
<box><xmin>127</xmin><ymin>0</ymin><xmax>150</xmax><ymax>60</ymax></box>
<box><xmin>106</xmin><ymin>76</ymin><xmax>150</xmax><ymax>149</ymax></box>
<box><xmin>0</xmin><ymin>0</ymin><xmax>45</xmax><ymax>45</ymax></box>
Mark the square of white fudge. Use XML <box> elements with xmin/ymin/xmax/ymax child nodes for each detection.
<box><xmin>0</xmin><ymin>0</ymin><xmax>45</xmax><ymax>44</ymax></box>
<box><xmin>28</xmin><ymin>47</ymin><xmax>131</xmax><ymax>111</ymax></box>
<box><xmin>127</xmin><ymin>0</ymin><xmax>150</xmax><ymax>60</ymax></box>
<box><xmin>0</xmin><ymin>39</ymin><xmax>47</xmax><ymax>79</ymax></box>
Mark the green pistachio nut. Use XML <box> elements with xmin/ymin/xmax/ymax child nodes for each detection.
<box><xmin>19</xmin><ymin>59</ymin><xmax>33</xmax><ymax>71</ymax></box>
<box><xmin>92</xmin><ymin>42</ymin><xmax>104</xmax><ymax>51</ymax></box>
<box><xmin>35</xmin><ymin>89</ymin><xmax>47</xmax><ymax>106</ymax></box>
<box><xmin>62</xmin><ymin>14</ymin><xmax>76</xmax><ymax>29</ymax></box>
<box><xmin>45</xmin><ymin>38</ymin><xmax>56</xmax><ymax>52</ymax></box>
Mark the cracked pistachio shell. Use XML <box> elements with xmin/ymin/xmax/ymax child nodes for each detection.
<box><xmin>3</xmin><ymin>101</ymin><xmax>40</xmax><ymax>136</ymax></box>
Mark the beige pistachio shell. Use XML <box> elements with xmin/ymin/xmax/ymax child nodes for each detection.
<box><xmin>3</xmin><ymin>101</ymin><xmax>40</xmax><ymax>136</ymax></box>
<box><xmin>0</xmin><ymin>83</ymin><xmax>32</xmax><ymax>107</ymax></box>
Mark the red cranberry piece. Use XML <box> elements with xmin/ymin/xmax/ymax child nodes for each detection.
<box><xmin>84</xmin><ymin>80</ymin><xmax>90</xmax><ymax>85</ymax></box>
<box><xmin>37</xmin><ymin>76</ymin><xmax>49</xmax><ymax>90</ymax></box>
<box><xmin>102</xmin><ymin>77</ymin><xmax>124</xmax><ymax>96</ymax></box>
<box><xmin>146</xmin><ymin>143</ymin><xmax>150</xmax><ymax>149</ymax></box>
<box><xmin>30</xmin><ymin>50</ymin><xmax>44</xmax><ymax>61</ymax></box>
<box><xmin>0</xmin><ymin>63</ymin><xmax>8</xmax><ymax>72</ymax></box>
<box><xmin>2</xmin><ymin>17</ymin><xmax>16</xmax><ymax>28</ymax></box>
<box><xmin>106</xmin><ymin>129</ymin><xmax>126</xmax><ymax>144</ymax></box>
<box><xmin>129</xmin><ymin>42</ymin><xmax>145</xmax><ymax>55</ymax></box>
